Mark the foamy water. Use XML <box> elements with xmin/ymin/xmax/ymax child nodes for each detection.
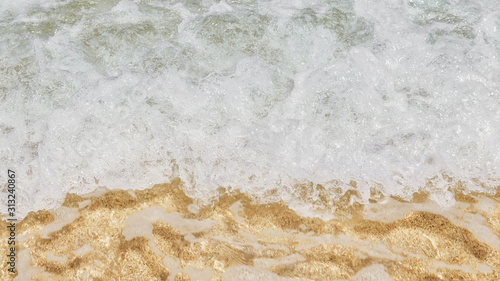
<box><xmin>1</xmin><ymin>0</ymin><xmax>500</xmax><ymax>218</ymax></box>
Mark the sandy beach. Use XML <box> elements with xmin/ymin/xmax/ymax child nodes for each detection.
<box><xmin>2</xmin><ymin>179</ymin><xmax>499</xmax><ymax>280</ymax></box>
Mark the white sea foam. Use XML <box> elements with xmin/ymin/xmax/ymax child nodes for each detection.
<box><xmin>1</xmin><ymin>0</ymin><xmax>499</xmax><ymax>218</ymax></box>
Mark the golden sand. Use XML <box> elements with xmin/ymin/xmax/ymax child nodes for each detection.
<box><xmin>1</xmin><ymin>179</ymin><xmax>499</xmax><ymax>280</ymax></box>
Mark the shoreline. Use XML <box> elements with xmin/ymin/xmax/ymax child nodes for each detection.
<box><xmin>1</xmin><ymin>179</ymin><xmax>499</xmax><ymax>280</ymax></box>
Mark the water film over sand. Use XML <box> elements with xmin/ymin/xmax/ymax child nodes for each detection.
<box><xmin>1</xmin><ymin>179</ymin><xmax>499</xmax><ymax>280</ymax></box>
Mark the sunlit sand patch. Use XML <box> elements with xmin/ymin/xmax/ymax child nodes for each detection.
<box><xmin>1</xmin><ymin>179</ymin><xmax>499</xmax><ymax>280</ymax></box>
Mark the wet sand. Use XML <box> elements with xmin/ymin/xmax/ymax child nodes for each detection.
<box><xmin>1</xmin><ymin>179</ymin><xmax>499</xmax><ymax>280</ymax></box>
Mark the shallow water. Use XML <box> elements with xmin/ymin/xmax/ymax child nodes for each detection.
<box><xmin>1</xmin><ymin>0</ymin><xmax>500</xmax><ymax>279</ymax></box>
<box><xmin>1</xmin><ymin>181</ymin><xmax>499</xmax><ymax>280</ymax></box>
<box><xmin>1</xmin><ymin>0</ymin><xmax>500</xmax><ymax>218</ymax></box>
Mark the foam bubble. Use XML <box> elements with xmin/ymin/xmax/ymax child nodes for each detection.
<box><xmin>1</xmin><ymin>0</ymin><xmax>499</xmax><ymax>218</ymax></box>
